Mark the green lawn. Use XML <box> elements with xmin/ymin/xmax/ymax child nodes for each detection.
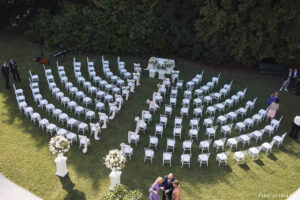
<box><xmin>0</xmin><ymin>29</ymin><xmax>300</xmax><ymax>200</ymax></box>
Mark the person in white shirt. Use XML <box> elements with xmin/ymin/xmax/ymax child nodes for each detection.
<box><xmin>291</xmin><ymin>67</ymin><xmax>298</xmax><ymax>88</ymax></box>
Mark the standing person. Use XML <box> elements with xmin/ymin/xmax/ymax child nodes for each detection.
<box><xmin>267</xmin><ymin>92</ymin><xmax>279</xmax><ymax>106</ymax></box>
<box><xmin>290</xmin><ymin>67</ymin><xmax>298</xmax><ymax>88</ymax></box>
<box><xmin>9</xmin><ymin>58</ymin><xmax>21</xmax><ymax>82</ymax></box>
<box><xmin>160</xmin><ymin>173</ymin><xmax>175</xmax><ymax>200</ymax></box>
<box><xmin>172</xmin><ymin>180</ymin><xmax>182</xmax><ymax>200</ymax></box>
<box><xmin>149</xmin><ymin>177</ymin><xmax>163</xmax><ymax>200</ymax></box>
<box><xmin>266</xmin><ymin>98</ymin><xmax>280</xmax><ymax>121</ymax></box>
<box><xmin>1</xmin><ymin>61</ymin><xmax>10</xmax><ymax>89</ymax></box>
<box><xmin>279</xmin><ymin>68</ymin><xmax>293</xmax><ymax>91</ymax></box>
<box><xmin>289</xmin><ymin>116</ymin><xmax>300</xmax><ymax>139</ymax></box>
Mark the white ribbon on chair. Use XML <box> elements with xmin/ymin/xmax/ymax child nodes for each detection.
<box><xmin>142</xmin><ymin>110</ymin><xmax>150</xmax><ymax>121</ymax></box>
<box><xmin>109</xmin><ymin>103</ymin><xmax>118</xmax><ymax>120</ymax></box>
<box><xmin>98</xmin><ymin>112</ymin><xmax>108</xmax><ymax>129</ymax></box>
<box><xmin>134</xmin><ymin>117</ymin><xmax>140</xmax><ymax>133</ymax></box>
<box><xmin>171</xmin><ymin>70</ymin><xmax>180</xmax><ymax>83</ymax></box>
<box><xmin>146</xmin><ymin>99</ymin><xmax>160</xmax><ymax>109</ymax></box>
<box><xmin>94</xmin><ymin>123</ymin><xmax>100</xmax><ymax>140</ymax></box>
<box><xmin>122</xmin><ymin>86</ymin><xmax>130</xmax><ymax>100</ymax></box>
<box><xmin>127</xmin><ymin>79</ymin><xmax>135</xmax><ymax>92</ymax></box>
<box><xmin>133</xmin><ymin>72</ymin><xmax>140</xmax><ymax>86</ymax></box>
<box><xmin>114</xmin><ymin>94</ymin><xmax>123</xmax><ymax>111</ymax></box>
<box><xmin>79</xmin><ymin>135</ymin><xmax>88</xmax><ymax>154</ymax></box>
<box><xmin>128</xmin><ymin>131</ymin><xmax>136</xmax><ymax>144</ymax></box>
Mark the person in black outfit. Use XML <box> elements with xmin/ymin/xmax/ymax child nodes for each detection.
<box><xmin>9</xmin><ymin>58</ymin><xmax>21</xmax><ymax>82</ymax></box>
<box><xmin>289</xmin><ymin>116</ymin><xmax>300</xmax><ymax>139</ymax></box>
<box><xmin>1</xmin><ymin>61</ymin><xmax>10</xmax><ymax>89</ymax></box>
<box><xmin>290</xmin><ymin>67</ymin><xmax>298</xmax><ymax>88</ymax></box>
<box><xmin>160</xmin><ymin>173</ymin><xmax>176</xmax><ymax>200</ymax></box>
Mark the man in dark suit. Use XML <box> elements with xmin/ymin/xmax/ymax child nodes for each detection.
<box><xmin>9</xmin><ymin>58</ymin><xmax>21</xmax><ymax>82</ymax></box>
<box><xmin>279</xmin><ymin>68</ymin><xmax>293</xmax><ymax>91</ymax></box>
<box><xmin>160</xmin><ymin>173</ymin><xmax>175</xmax><ymax>200</ymax></box>
<box><xmin>290</xmin><ymin>67</ymin><xmax>298</xmax><ymax>88</ymax></box>
<box><xmin>1</xmin><ymin>61</ymin><xmax>10</xmax><ymax>89</ymax></box>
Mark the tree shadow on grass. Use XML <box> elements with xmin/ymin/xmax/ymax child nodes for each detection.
<box><xmin>59</xmin><ymin>174</ymin><xmax>86</xmax><ymax>200</ymax></box>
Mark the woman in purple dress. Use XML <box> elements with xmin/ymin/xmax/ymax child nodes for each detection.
<box><xmin>149</xmin><ymin>177</ymin><xmax>163</xmax><ymax>200</ymax></box>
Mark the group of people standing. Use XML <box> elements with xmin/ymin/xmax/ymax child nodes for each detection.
<box><xmin>279</xmin><ymin>67</ymin><xmax>299</xmax><ymax>94</ymax></box>
<box><xmin>149</xmin><ymin>173</ymin><xmax>181</xmax><ymax>200</ymax></box>
<box><xmin>1</xmin><ymin>59</ymin><xmax>21</xmax><ymax>89</ymax></box>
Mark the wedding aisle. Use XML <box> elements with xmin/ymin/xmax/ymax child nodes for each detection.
<box><xmin>0</xmin><ymin>173</ymin><xmax>42</xmax><ymax>200</ymax></box>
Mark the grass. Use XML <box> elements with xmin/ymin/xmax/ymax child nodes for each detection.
<box><xmin>0</xmin><ymin>29</ymin><xmax>300</xmax><ymax>200</ymax></box>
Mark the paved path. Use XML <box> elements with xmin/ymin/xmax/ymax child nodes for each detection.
<box><xmin>0</xmin><ymin>173</ymin><xmax>42</xmax><ymax>200</ymax></box>
<box><xmin>288</xmin><ymin>188</ymin><xmax>300</xmax><ymax>200</ymax></box>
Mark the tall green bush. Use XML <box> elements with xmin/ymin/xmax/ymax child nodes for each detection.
<box><xmin>101</xmin><ymin>184</ymin><xmax>143</xmax><ymax>200</ymax></box>
<box><xmin>25</xmin><ymin>0</ymin><xmax>300</xmax><ymax>66</ymax></box>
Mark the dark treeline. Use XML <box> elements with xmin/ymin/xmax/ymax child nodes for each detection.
<box><xmin>1</xmin><ymin>0</ymin><xmax>300</xmax><ymax>66</ymax></box>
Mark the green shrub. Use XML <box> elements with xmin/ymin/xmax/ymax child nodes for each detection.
<box><xmin>101</xmin><ymin>184</ymin><xmax>143</xmax><ymax>200</ymax></box>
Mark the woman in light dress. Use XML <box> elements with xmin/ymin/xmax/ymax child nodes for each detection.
<box><xmin>266</xmin><ymin>98</ymin><xmax>280</xmax><ymax>121</ymax></box>
<box><xmin>149</xmin><ymin>177</ymin><xmax>163</xmax><ymax>200</ymax></box>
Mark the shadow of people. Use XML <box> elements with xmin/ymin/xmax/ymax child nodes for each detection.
<box><xmin>59</xmin><ymin>174</ymin><xmax>86</xmax><ymax>200</ymax></box>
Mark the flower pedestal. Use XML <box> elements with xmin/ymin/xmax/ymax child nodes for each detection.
<box><xmin>109</xmin><ymin>170</ymin><xmax>122</xmax><ymax>191</ymax></box>
<box><xmin>54</xmin><ymin>153</ymin><xmax>68</xmax><ymax>177</ymax></box>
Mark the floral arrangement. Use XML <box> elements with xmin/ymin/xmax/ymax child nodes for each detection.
<box><xmin>104</xmin><ymin>149</ymin><xmax>126</xmax><ymax>171</ymax></box>
<box><xmin>162</xmin><ymin>59</ymin><xmax>173</xmax><ymax>70</ymax></box>
<box><xmin>49</xmin><ymin>136</ymin><xmax>70</xmax><ymax>154</ymax></box>
<box><xmin>149</xmin><ymin>57</ymin><xmax>158</xmax><ymax>66</ymax></box>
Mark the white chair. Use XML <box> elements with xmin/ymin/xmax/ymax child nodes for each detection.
<box><xmin>237</xmin><ymin>106</ymin><xmax>248</xmax><ymax>118</ymax></box>
<box><xmin>227</xmin><ymin>111</ymin><xmax>238</xmax><ymax>122</ymax></box>
<box><xmin>52</xmin><ymin>109</ymin><xmax>62</xmax><ymax>120</ymax></box>
<box><xmin>244</xmin><ymin>118</ymin><xmax>254</xmax><ymax>130</ymax></box>
<box><xmin>144</xmin><ymin>148</ymin><xmax>154</xmax><ymax>164</ymax></box>
<box><xmin>199</xmin><ymin>139</ymin><xmax>212</xmax><ymax>153</ymax></box>
<box><xmin>79</xmin><ymin>135</ymin><xmax>91</xmax><ymax>149</ymax></box>
<box><xmin>180</xmin><ymin>106</ymin><xmax>189</xmax><ymax>118</ymax></box>
<box><xmin>67</xmin><ymin>101</ymin><xmax>77</xmax><ymax>111</ymax></box>
<box><xmin>58</xmin><ymin>113</ymin><xmax>69</xmax><ymax>124</ymax></box>
<box><xmin>182</xmin><ymin>140</ymin><xmax>193</xmax><ymax>154</ymax></box>
<box><xmin>29</xmin><ymin>70</ymin><xmax>39</xmax><ymax>82</ymax></box>
<box><xmin>215</xmin><ymin>103</ymin><xmax>225</xmax><ymax>113</ymax></box>
<box><xmin>252</xmin><ymin>114</ymin><xmax>263</xmax><ymax>125</ymax></box>
<box><xmin>224</xmin><ymin>98</ymin><xmax>234</xmax><ymax>109</ymax></box>
<box><xmin>186</xmin><ymin>81</ymin><xmax>194</xmax><ymax>91</ymax></box>
<box><xmin>237</xmin><ymin>88</ymin><xmax>247</xmax><ymax>100</ymax></box>
<box><xmin>217</xmin><ymin>115</ymin><xmax>227</xmax><ymax>126</ymax></box>
<box><xmin>38</xmin><ymin>118</ymin><xmax>49</xmax><ymax>131</ymax></box>
<box><xmin>224</xmin><ymin>80</ymin><xmax>233</xmax><ymax>90</ymax></box>
<box><xmin>272</xmin><ymin>132</ymin><xmax>287</xmax><ymax>148</ymax></box>
<box><xmin>203</xmin><ymin>116</ymin><xmax>214</xmax><ymax>127</ymax></box>
<box><xmin>84</xmin><ymin>82</ymin><xmax>92</xmax><ymax>91</ymax></box>
<box><xmin>176</xmin><ymin>80</ymin><xmax>184</xmax><ymax>90</ymax></box>
<box><xmin>66</xmin><ymin>132</ymin><xmax>77</xmax><ymax>145</ymax></box>
<box><xmin>155</xmin><ymin>124</ymin><xmax>164</xmax><ymax>138</ymax></box>
<box><xmin>271</xmin><ymin>115</ymin><xmax>283</xmax><ymax>130</ymax></box>
<box><xmin>170</xmin><ymin>97</ymin><xmax>177</xmax><ymax>108</ymax></box>
<box><xmin>203</xmin><ymin>95</ymin><xmax>213</xmax><ymax>105</ymax></box>
<box><xmin>264</xmin><ymin>125</ymin><xmax>275</xmax><ymax>137</ymax></box>
<box><xmin>193</xmin><ymin>97</ymin><xmax>202</xmax><ymax>107</ymax></box>
<box><xmin>213</xmin><ymin>138</ymin><xmax>226</xmax><ymax>152</ymax></box>
<box><xmin>180</xmin><ymin>154</ymin><xmax>191</xmax><ymax>168</ymax></box>
<box><xmin>250</xmin><ymin>129</ymin><xmax>265</xmax><ymax>142</ymax></box>
<box><xmin>160</xmin><ymin>115</ymin><xmax>168</xmax><ymax>128</ymax></box>
<box><xmin>193</xmin><ymin>107</ymin><xmax>203</xmax><ymax>117</ymax></box>
<box><xmin>46</xmin><ymin>123</ymin><xmax>57</xmax><ymax>136</ymax></box>
<box><xmin>164</xmin><ymin>104</ymin><xmax>172</xmax><ymax>116</ymax></box>
<box><xmin>83</xmin><ymin>97</ymin><xmax>92</xmax><ymax>107</ymax></box>
<box><xmin>189</xmin><ymin>128</ymin><xmax>199</xmax><ymax>140</ymax></box>
<box><xmin>75</xmin><ymin>106</ymin><xmax>84</xmax><ymax>117</ymax></box>
<box><xmin>261</xmin><ymin>140</ymin><xmax>276</xmax><ymax>154</ymax></box>
<box><xmin>173</xmin><ymin>126</ymin><xmax>182</xmax><ymax>139</ymax></box>
<box><xmin>61</xmin><ymin>97</ymin><xmax>70</xmax><ymax>107</ymax></box>
<box><xmin>205</xmin><ymin>126</ymin><xmax>218</xmax><ymax>139</ymax></box>
<box><xmin>216</xmin><ymin>152</ymin><xmax>229</xmax><ymax>166</ymax></box>
<box><xmin>85</xmin><ymin>110</ymin><xmax>96</xmax><ymax>122</ymax></box>
<box><xmin>198</xmin><ymin>153</ymin><xmax>210</xmax><ymax>167</ymax></box>
<box><xmin>149</xmin><ymin>135</ymin><xmax>158</xmax><ymax>149</ymax></box>
<box><xmin>212</xmin><ymin>73</ymin><xmax>220</xmax><ymax>85</ymax></box>
<box><xmin>248</xmin><ymin>146</ymin><xmax>261</xmax><ymax>160</ymax></box>
<box><xmin>67</xmin><ymin>118</ymin><xmax>78</xmax><ymax>130</ymax></box>
<box><xmin>238</xmin><ymin>134</ymin><xmax>251</xmax><ymax>146</ymax></box>
<box><xmin>226</xmin><ymin>137</ymin><xmax>238</xmax><ymax>151</ymax></box>
<box><xmin>246</xmin><ymin>97</ymin><xmax>257</xmax><ymax>111</ymax></box>
<box><xmin>57</xmin><ymin>128</ymin><xmax>68</xmax><ymax>137</ymax></box>
<box><xmin>235</xmin><ymin>121</ymin><xmax>246</xmax><ymax>134</ymax></box>
<box><xmin>206</xmin><ymin>106</ymin><xmax>216</xmax><ymax>117</ymax></box>
<box><xmin>46</xmin><ymin>103</ymin><xmax>55</xmax><ymax>114</ymax></box>
<box><xmin>166</xmin><ymin>138</ymin><xmax>176</xmax><ymax>152</ymax></box>
<box><xmin>78</xmin><ymin>122</ymin><xmax>88</xmax><ymax>134</ymax></box>
<box><xmin>212</xmin><ymin>92</ymin><xmax>222</xmax><ymax>102</ymax></box>
<box><xmin>174</xmin><ymin>116</ymin><xmax>183</xmax><ymax>127</ymax></box>
<box><xmin>162</xmin><ymin>152</ymin><xmax>172</xmax><ymax>167</ymax></box>
<box><xmin>182</xmin><ymin>98</ymin><xmax>190</xmax><ymax>107</ymax></box>
<box><xmin>128</xmin><ymin>131</ymin><xmax>140</xmax><ymax>146</ymax></box>
<box><xmin>30</xmin><ymin>112</ymin><xmax>41</xmax><ymax>124</ymax></box>
<box><xmin>121</xmin><ymin>144</ymin><xmax>133</xmax><ymax>160</ymax></box>
<box><xmin>24</xmin><ymin>107</ymin><xmax>33</xmax><ymax>118</ymax></box>
<box><xmin>190</xmin><ymin>118</ymin><xmax>200</xmax><ymax>129</ymax></box>
<box><xmin>194</xmin><ymin>89</ymin><xmax>203</xmax><ymax>97</ymax></box>
<box><xmin>233</xmin><ymin>151</ymin><xmax>247</xmax><ymax>164</ymax></box>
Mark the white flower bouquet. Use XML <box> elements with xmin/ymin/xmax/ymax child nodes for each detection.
<box><xmin>149</xmin><ymin>57</ymin><xmax>158</xmax><ymax>65</ymax></box>
<box><xmin>104</xmin><ymin>149</ymin><xmax>126</xmax><ymax>171</ymax></box>
<box><xmin>49</xmin><ymin>136</ymin><xmax>70</xmax><ymax>155</ymax></box>
<box><xmin>162</xmin><ymin>59</ymin><xmax>173</xmax><ymax>70</ymax></box>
